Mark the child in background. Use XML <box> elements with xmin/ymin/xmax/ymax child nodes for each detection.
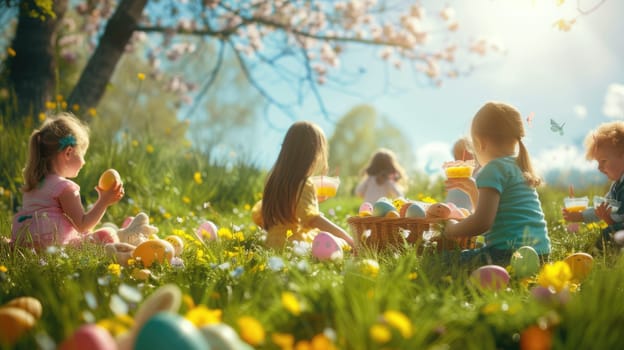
<box><xmin>355</xmin><ymin>148</ymin><xmax>406</xmax><ymax>203</ymax></box>
<box><xmin>261</xmin><ymin>121</ymin><xmax>355</xmax><ymax>250</ymax></box>
<box><xmin>445</xmin><ymin>138</ymin><xmax>477</xmax><ymax>211</ymax></box>
<box><xmin>443</xmin><ymin>102</ymin><xmax>551</xmax><ymax>265</ymax></box>
<box><xmin>563</xmin><ymin>121</ymin><xmax>624</xmax><ymax>249</ymax></box>
<box><xmin>12</xmin><ymin>113</ymin><xmax>124</xmax><ymax>248</ymax></box>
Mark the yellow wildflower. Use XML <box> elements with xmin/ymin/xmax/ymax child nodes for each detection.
<box><xmin>45</xmin><ymin>101</ymin><xmax>56</xmax><ymax>109</ymax></box>
<box><xmin>537</xmin><ymin>261</ymin><xmax>572</xmax><ymax>292</ymax></box>
<box><xmin>294</xmin><ymin>340</ymin><xmax>311</xmax><ymax>350</ymax></box>
<box><xmin>38</xmin><ymin>113</ymin><xmax>46</xmax><ymax>122</ymax></box>
<box><xmin>237</xmin><ymin>316</ymin><xmax>265</xmax><ymax>346</ymax></box>
<box><xmin>218</xmin><ymin>227</ymin><xmax>233</xmax><ymax>240</ymax></box>
<box><xmin>182</xmin><ymin>294</ymin><xmax>195</xmax><ymax>309</ymax></box>
<box><xmin>61</xmin><ymin>101</ymin><xmax>67</xmax><ymax>110</ymax></box>
<box><xmin>383</xmin><ymin>310</ymin><xmax>413</xmax><ymax>338</ymax></box>
<box><xmin>7</xmin><ymin>47</ymin><xmax>16</xmax><ymax>56</ymax></box>
<box><xmin>107</xmin><ymin>263</ymin><xmax>121</xmax><ymax>277</ymax></box>
<box><xmin>193</xmin><ymin>171</ymin><xmax>203</xmax><ymax>184</ymax></box>
<box><xmin>281</xmin><ymin>291</ymin><xmax>301</xmax><ymax>316</ymax></box>
<box><xmin>408</xmin><ymin>272</ymin><xmax>418</xmax><ymax>280</ymax></box>
<box><xmin>360</xmin><ymin>259</ymin><xmax>380</xmax><ymax>277</ymax></box>
<box><xmin>185</xmin><ymin>305</ymin><xmax>222</xmax><ymax>327</ymax></box>
<box><xmin>370</xmin><ymin>324</ymin><xmax>392</xmax><ymax>343</ymax></box>
<box><xmin>97</xmin><ymin>314</ymin><xmax>134</xmax><ymax>336</ymax></box>
<box><xmin>182</xmin><ymin>196</ymin><xmax>191</xmax><ymax>204</ymax></box>
<box><xmin>131</xmin><ymin>140</ymin><xmax>139</xmax><ymax>147</ymax></box>
<box><xmin>137</xmin><ymin>72</ymin><xmax>146</xmax><ymax>80</ymax></box>
<box><xmin>272</xmin><ymin>333</ymin><xmax>294</xmax><ymax>350</ymax></box>
<box><xmin>146</xmin><ymin>144</ymin><xmax>154</xmax><ymax>153</ymax></box>
<box><xmin>310</xmin><ymin>334</ymin><xmax>336</xmax><ymax>350</ymax></box>
<box><xmin>286</xmin><ymin>229</ymin><xmax>293</xmax><ymax>239</ymax></box>
<box><xmin>72</xmin><ymin>104</ymin><xmax>80</xmax><ymax>112</ymax></box>
<box><xmin>244</xmin><ymin>203</ymin><xmax>251</xmax><ymax>211</ymax></box>
<box><xmin>0</xmin><ymin>265</ymin><xmax>7</xmax><ymax>273</ymax></box>
<box><xmin>88</xmin><ymin>108</ymin><xmax>97</xmax><ymax>117</ymax></box>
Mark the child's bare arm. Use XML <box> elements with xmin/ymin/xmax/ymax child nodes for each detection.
<box><xmin>444</xmin><ymin>187</ymin><xmax>499</xmax><ymax>238</ymax></box>
<box><xmin>308</xmin><ymin>215</ymin><xmax>355</xmax><ymax>248</ymax></box>
<box><xmin>59</xmin><ymin>184</ymin><xmax>124</xmax><ymax>232</ymax></box>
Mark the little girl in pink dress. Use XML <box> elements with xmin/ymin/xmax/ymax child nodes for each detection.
<box><xmin>12</xmin><ymin>113</ymin><xmax>124</xmax><ymax>248</ymax></box>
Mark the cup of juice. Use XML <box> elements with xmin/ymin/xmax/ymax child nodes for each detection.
<box><xmin>310</xmin><ymin>176</ymin><xmax>340</xmax><ymax>198</ymax></box>
<box><xmin>564</xmin><ymin>196</ymin><xmax>589</xmax><ymax>213</ymax></box>
<box><xmin>443</xmin><ymin>160</ymin><xmax>475</xmax><ymax>179</ymax></box>
<box><xmin>593</xmin><ymin>196</ymin><xmax>620</xmax><ymax>212</ymax></box>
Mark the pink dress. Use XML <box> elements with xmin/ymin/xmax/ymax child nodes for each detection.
<box><xmin>12</xmin><ymin>174</ymin><xmax>82</xmax><ymax>247</ymax></box>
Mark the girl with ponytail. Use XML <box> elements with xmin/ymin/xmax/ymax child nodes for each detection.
<box><xmin>443</xmin><ymin>102</ymin><xmax>550</xmax><ymax>265</ymax></box>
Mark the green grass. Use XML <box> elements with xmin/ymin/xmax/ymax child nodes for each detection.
<box><xmin>1</xmin><ymin>116</ymin><xmax>624</xmax><ymax>349</ymax></box>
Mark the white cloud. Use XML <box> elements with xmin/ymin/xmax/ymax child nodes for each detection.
<box><xmin>603</xmin><ymin>83</ymin><xmax>624</xmax><ymax>119</ymax></box>
<box><xmin>532</xmin><ymin>144</ymin><xmax>595</xmax><ymax>175</ymax></box>
<box><xmin>414</xmin><ymin>142</ymin><xmax>452</xmax><ymax>176</ymax></box>
<box><xmin>573</xmin><ymin>105</ymin><xmax>587</xmax><ymax>119</ymax></box>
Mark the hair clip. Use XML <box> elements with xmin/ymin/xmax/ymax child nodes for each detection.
<box><xmin>58</xmin><ymin>135</ymin><xmax>77</xmax><ymax>150</ymax></box>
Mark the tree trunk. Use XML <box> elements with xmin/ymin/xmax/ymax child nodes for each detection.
<box><xmin>67</xmin><ymin>0</ymin><xmax>147</xmax><ymax>115</ymax></box>
<box><xmin>8</xmin><ymin>0</ymin><xmax>68</xmax><ymax>122</ymax></box>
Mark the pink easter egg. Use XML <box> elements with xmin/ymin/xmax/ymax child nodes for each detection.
<box><xmin>122</xmin><ymin>216</ymin><xmax>134</xmax><ymax>229</ymax></box>
<box><xmin>59</xmin><ymin>324</ymin><xmax>117</xmax><ymax>350</ymax></box>
<box><xmin>312</xmin><ymin>232</ymin><xmax>344</xmax><ymax>261</ymax></box>
<box><xmin>359</xmin><ymin>202</ymin><xmax>373</xmax><ymax>216</ymax></box>
<box><xmin>196</xmin><ymin>221</ymin><xmax>218</xmax><ymax>241</ymax></box>
<box><xmin>470</xmin><ymin>265</ymin><xmax>510</xmax><ymax>291</ymax></box>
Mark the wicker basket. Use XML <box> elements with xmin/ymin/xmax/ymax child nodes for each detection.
<box><xmin>346</xmin><ymin>216</ymin><xmax>475</xmax><ymax>252</ymax></box>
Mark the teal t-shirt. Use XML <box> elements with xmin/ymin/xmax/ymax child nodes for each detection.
<box><xmin>476</xmin><ymin>156</ymin><xmax>551</xmax><ymax>255</ymax></box>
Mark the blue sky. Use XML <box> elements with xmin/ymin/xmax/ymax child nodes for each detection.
<box><xmin>236</xmin><ymin>1</ymin><xmax>624</xmax><ymax>184</ymax></box>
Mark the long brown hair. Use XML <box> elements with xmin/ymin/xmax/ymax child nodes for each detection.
<box><xmin>262</xmin><ymin>121</ymin><xmax>328</xmax><ymax>229</ymax></box>
<box><xmin>362</xmin><ymin>148</ymin><xmax>407</xmax><ymax>185</ymax></box>
<box><xmin>472</xmin><ymin>102</ymin><xmax>541</xmax><ymax>187</ymax></box>
<box><xmin>22</xmin><ymin>113</ymin><xmax>90</xmax><ymax>192</ymax></box>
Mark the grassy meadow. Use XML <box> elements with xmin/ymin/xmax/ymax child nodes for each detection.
<box><xmin>1</xmin><ymin>114</ymin><xmax>624</xmax><ymax>350</ymax></box>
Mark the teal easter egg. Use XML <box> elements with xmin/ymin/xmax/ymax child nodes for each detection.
<box><xmin>470</xmin><ymin>265</ymin><xmax>510</xmax><ymax>291</ymax></box>
<box><xmin>135</xmin><ymin>313</ymin><xmax>209</xmax><ymax>350</ymax></box>
<box><xmin>200</xmin><ymin>323</ymin><xmax>253</xmax><ymax>350</ymax></box>
<box><xmin>405</xmin><ymin>203</ymin><xmax>426</xmax><ymax>218</ymax></box>
<box><xmin>373</xmin><ymin>201</ymin><xmax>395</xmax><ymax>217</ymax></box>
<box><xmin>510</xmin><ymin>246</ymin><xmax>540</xmax><ymax>279</ymax></box>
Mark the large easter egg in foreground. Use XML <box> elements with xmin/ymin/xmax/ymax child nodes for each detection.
<box><xmin>135</xmin><ymin>313</ymin><xmax>208</xmax><ymax>350</ymax></box>
<box><xmin>510</xmin><ymin>246</ymin><xmax>540</xmax><ymax>279</ymax></box>
<box><xmin>132</xmin><ymin>240</ymin><xmax>174</xmax><ymax>268</ymax></box>
<box><xmin>0</xmin><ymin>307</ymin><xmax>36</xmax><ymax>346</ymax></box>
<box><xmin>563</xmin><ymin>252</ymin><xmax>593</xmax><ymax>282</ymax></box>
<box><xmin>470</xmin><ymin>265</ymin><xmax>510</xmax><ymax>291</ymax></box>
<box><xmin>59</xmin><ymin>324</ymin><xmax>117</xmax><ymax>350</ymax></box>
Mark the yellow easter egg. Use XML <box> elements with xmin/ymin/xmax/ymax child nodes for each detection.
<box><xmin>385</xmin><ymin>210</ymin><xmax>400</xmax><ymax>218</ymax></box>
<box><xmin>98</xmin><ymin>169</ymin><xmax>121</xmax><ymax>191</ymax></box>
<box><xmin>165</xmin><ymin>235</ymin><xmax>184</xmax><ymax>256</ymax></box>
<box><xmin>5</xmin><ymin>297</ymin><xmax>42</xmax><ymax>320</ymax></box>
<box><xmin>0</xmin><ymin>307</ymin><xmax>36</xmax><ymax>346</ymax></box>
<box><xmin>132</xmin><ymin>240</ymin><xmax>174</xmax><ymax>268</ymax></box>
<box><xmin>392</xmin><ymin>197</ymin><xmax>409</xmax><ymax>210</ymax></box>
<box><xmin>563</xmin><ymin>252</ymin><xmax>593</xmax><ymax>282</ymax></box>
<box><xmin>132</xmin><ymin>268</ymin><xmax>152</xmax><ymax>281</ymax></box>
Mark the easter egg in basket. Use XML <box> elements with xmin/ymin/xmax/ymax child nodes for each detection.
<box><xmin>359</xmin><ymin>202</ymin><xmax>373</xmax><ymax>217</ymax></box>
<box><xmin>373</xmin><ymin>201</ymin><xmax>395</xmax><ymax>217</ymax></box>
<box><xmin>98</xmin><ymin>169</ymin><xmax>121</xmax><ymax>191</ymax></box>
<box><xmin>405</xmin><ymin>202</ymin><xmax>426</xmax><ymax>218</ymax></box>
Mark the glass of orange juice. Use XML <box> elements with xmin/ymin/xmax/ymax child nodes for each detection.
<box><xmin>442</xmin><ymin>160</ymin><xmax>475</xmax><ymax>179</ymax></box>
<box><xmin>564</xmin><ymin>196</ymin><xmax>589</xmax><ymax>213</ymax></box>
<box><xmin>310</xmin><ymin>176</ymin><xmax>340</xmax><ymax>199</ymax></box>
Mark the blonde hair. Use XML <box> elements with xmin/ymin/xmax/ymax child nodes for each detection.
<box><xmin>472</xmin><ymin>102</ymin><xmax>541</xmax><ymax>187</ymax></box>
<box><xmin>22</xmin><ymin>113</ymin><xmax>90</xmax><ymax>192</ymax></box>
<box><xmin>262</xmin><ymin>121</ymin><xmax>328</xmax><ymax>229</ymax></box>
<box><xmin>362</xmin><ymin>148</ymin><xmax>407</xmax><ymax>185</ymax></box>
<box><xmin>584</xmin><ymin>121</ymin><xmax>624</xmax><ymax>160</ymax></box>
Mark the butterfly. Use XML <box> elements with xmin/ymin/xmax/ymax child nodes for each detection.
<box><xmin>550</xmin><ymin>119</ymin><xmax>565</xmax><ymax>135</ymax></box>
<box><xmin>526</xmin><ymin>112</ymin><xmax>535</xmax><ymax>127</ymax></box>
